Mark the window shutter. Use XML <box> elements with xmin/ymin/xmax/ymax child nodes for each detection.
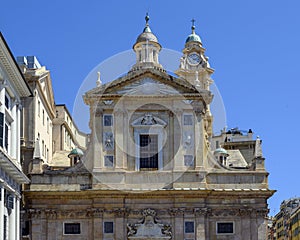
<box><xmin>7</xmin><ymin>195</ymin><xmax>14</xmax><ymax>209</ymax></box>
<box><xmin>0</xmin><ymin>112</ymin><xmax>3</xmax><ymax>147</ymax></box>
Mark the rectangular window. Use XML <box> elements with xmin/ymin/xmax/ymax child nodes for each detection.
<box><xmin>140</xmin><ymin>134</ymin><xmax>158</xmax><ymax>169</ymax></box>
<box><xmin>42</xmin><ymin>140</ymin><xmax>44</xmax><ymax>156</ymax></box>
<box><xmin>104</xmin><ymin>155</ymin><xmax>114</xmax><ymax>167</ymax></box>
<box><xmin>42</xmin><ymin>110</ymin><xmax>45</xmax><ymax>125</ymax></box>
<box><xmin>64</xmin><ymin>223</ymin><xmax>81</xmax><ymax>235</ymax></box>
<box><xmin>185</xmin><ymin>221</ymin><xmax>195</xmax><ymax>233</ymax></box>
<box><xmin>103</xmin><ymin>115</ymin><xmax>113</xmax><ymax>126</ymax></box>
<box><xmin>0</xmin><ymin>112</ymin><xmax>3</xmax><ymax>147</ymax></box>
<box><xmin>184</xmin><ymin>155</ymin><xmax>194</xmax><ymax>167</ymax></box>
<box><xmin>38</xmin><ymin>100</ymin><xmax>40</xmax><ymax>116</ymax></box>
<box><xmin>4</xmin><ymin>124</ymin><xmax>8</xmax><ymax>151</ymax></box>
<box><xmin>183</xmin><ymin>115</ymin><xmax>193</xmax><ymax>125</ymax></box>
<box><xmin>217</xmin><ymin>222</ymin><xmax>234</xmax><ymax>234</ymax></box>
<box><xmin>104</xmin><ymin>221</ymin><xmax>114</xmax><ymax>234</ymax></box>
<box><xmin>7</xmin><ymin>195</ymin><xmax>14</xmax><ymax>209</ymax></box>
<box><xmin>47</xmin><ymin>117</ymin><xmax>49</xmax><ymax>133</ymax></box>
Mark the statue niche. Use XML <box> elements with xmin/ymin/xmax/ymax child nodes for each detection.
<box><xmin>127</xmin><ymin>208</ymin><xmax>171</xmax><ymax>239</ymax></box>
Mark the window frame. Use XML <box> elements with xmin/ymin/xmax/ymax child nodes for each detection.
<box><xmin>184</xmin><ymin>220</ymin><xmax>195</xmax><ymax>234</ymax></box>
<box><xmin>63</xmin><ymin>222</ymin><xmax>81</xmax><ymax>235</ymax></box>
<box><xmin>103</xmin><ymin>221</ymin><xmax>114</xmax><ymax>234</ymax></box>
<box><xmin>104</xmin><ymin>155</ymin><xmax>114</xmax><ymax>168</ymax></box>
<box><xmin>139</xmin><ymin>134</ymin><xmax>159</xmax><ymax>170</ymax></box>
<box><xmin>103</xmin><ymin>114</ymin><xmax>113</xmax><ymax>127</ymax></box>
<box><xmin>216</xmin><ymin>221</ymin><xmax>235</xmax><ymax>235</ymax></box>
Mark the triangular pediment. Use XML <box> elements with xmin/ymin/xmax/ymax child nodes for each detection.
<box><xmin>37</xmin><ymin>71</ymin><xmax>56</xmax><ymax>117</ymax></box>
<box><xmin>86</xmin><ymin>69</ymin><xmax>201</xmax><ymax>97</ymax></box>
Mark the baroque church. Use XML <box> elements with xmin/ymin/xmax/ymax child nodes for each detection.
<box><xmin>22</xmin><ymin>15</ymin><xmax>274</xmax><ymax>239</ymax></box>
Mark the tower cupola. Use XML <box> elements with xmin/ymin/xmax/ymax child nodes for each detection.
<box><xmin>131</xmin><ymin>13</ymin><xmax>163</xmax><ymax>72</ymax></box>
<box><xmin>185</xmin><ymin>20</ymin><xmax>202</xmax><ymax>45</ymax></box>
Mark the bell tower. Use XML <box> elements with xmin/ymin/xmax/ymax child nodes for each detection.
<box><xmin>175</xmin><ymin>20</ymin><xmax>214</xmax><ymax>91</ymax></box>
<box><xmin>176</xmin><ymin>20</ymin><xmax>215</xmax><ymax>139</ymax></box>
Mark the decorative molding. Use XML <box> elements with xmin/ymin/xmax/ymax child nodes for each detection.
<box><xmin>103</xmin><ymin>132</ymin><xmax>114</xmax><ymax>150</ymax></box>
<box><xmin>168</xmin><ymin>208</ymin><xmax>185</xmax><ymax>217</ymax></box>
<box><xmin>127</xmin><ymin>208</ymin><xmax>172</xmax><ymax>239</ymax></box>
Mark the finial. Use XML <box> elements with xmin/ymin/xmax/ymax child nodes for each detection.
<box><xmin>96</xmin><ymin>71</ymin><xmax>102</xmax><ymax>87</ymax></box>
<box><xmin>191</xmin><ymin>18</ymin><xmax>196</xmax><ymax>33</ymax></box>
<box><xmin>145</xmin><ymin>13</ymin><xmax>150</xmax><ymax>26</ymax></box>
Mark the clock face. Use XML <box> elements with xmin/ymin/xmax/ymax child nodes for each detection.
<box><xmin>187</xmin><ymin>53</ymin><xmax>201</xmax><ymax>65</ymax></box>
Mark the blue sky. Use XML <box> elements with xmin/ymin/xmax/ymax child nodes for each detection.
<box><xmin>1</xmin><ymin>0</ymin><xmax>300</xmax><ymax>214</ymax></box>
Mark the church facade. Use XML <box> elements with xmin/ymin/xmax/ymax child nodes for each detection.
<box><xmin>23</xmin><ymin>15</ymin><xmax>274</xmax><ymax>240</ymax></box>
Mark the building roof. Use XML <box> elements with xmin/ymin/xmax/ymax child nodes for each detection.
<box><xmin>0</xmin><ymin>32</ymin><xmax>32</xmax><ymax>97</ymax></box>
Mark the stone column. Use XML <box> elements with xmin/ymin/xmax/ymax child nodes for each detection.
<box><xmin>169</xmin><ymin>208</ymin><xmax>184</xmax><ymax>240</ymax></box>
<box><xmin>10</xmin><ymin>103</ymin><xmax>17</xmax><ymax>159</ymax></box>
<box><xmin>240</xmin><ymin>208</ymin><xmax>252</xmax><ymax>239</ymax></box>
<box><xmin>30</xmin><ymin>209</ymin><xmax>42</xmax><ymax>239</ymax></box>
<box><xmin>89</xmin><ymin>208</ymin><xmax>103</xmax><ymax>239</ymax></box>
<box><xmin>9</xmin><ymin>195</ymin><xmax>16</xmax><ymax>240</ymax></box>
<box><xmin>16</xmin><ymin>197</ymin><xmax>20</xmax><ymax>240</ymax></box>
<box><xmin>257</xmin><ymin>209</ymin><xmax>268</xmax><ymax>240</ymax></box>
<box><xmin>93</xmin><ymin>106</ymin><xmax>103</xmax><ymax>170</ymax></box>
<box><xmin>194</xmin><ymin>112</ymin><xmax>205</xmax><ymax>170</ymax></box>
<box><xmin>0</xmin><ymin>86</ymin><xmax>5</xmax><ymax>113</ymax></box>
<box><xmin>194</xmin><ymin>208</ymin><xmax>206</xmax><ymax>239</ymax></box>
<box><xmin>0</xmin><ymin>187</ymin><xmax>4</xmax><ymax>239</ymax></box>
<box><xmin>173</xmin><ymin>110</ymin><xmax>184</xmax><ymax>170</ymax></box>
<box><xmin>123</xmin><ymin>110</ymin><xmax>128</xmax><ymax>169</ymax></box>
<box><xmin>250</xmin><ymin>211</ymin><xmax>258</xmax><ymax>240</ymax></box>
<box><xmin>168</xmin><ymin>111</ymin><xmax>174</xmax><ymax>170</ymax></box>
<box><xmin>114</xmin><ymin>208</ymin><xmax>127</xmax><ymax>239</ymax></box>
<box><xmin>16</xmin><ymin>104</ymin><xmax>21</xmax><ymax>163</ymax></box>
<box><xmin>115</xmin><ymin>109</ymin><xmax>124</xmax><ymax>169</ymax></box>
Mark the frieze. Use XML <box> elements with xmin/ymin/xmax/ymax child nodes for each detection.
<box><xmin>113</xmin><ymin>208</ymin><xmax>130</xmax><ymax>217</ymax></box>
<box><xmin>194</xmin><ymin>207</ymin><xmax>210</xmax><ymax>216</ymax></box>
<box><xmin>168</xmin><ymin>208</ymin><xmax>185</xmax><ymax>217</ymax></box>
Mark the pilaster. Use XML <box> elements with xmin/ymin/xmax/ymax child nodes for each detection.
<box><xmin>0</xmin><ymin>187</ymin><xmax>4</xmax><ymax>239</ymax></box>
<box><xmin>115</xmin><ymin>109</ymin><xmax>124</xmax><ymax>169</ymax></box>
<box><xmin>9</xmin><ymin>196</ymin><xmax>16</xmax><ymax>240</ymax></box>
<box><xmin>194</xmin><ymin>208</ymin><xmax>207</xmax><ymax>239</ymax></box>
<box><xmin>173</xmin><ymin>109</ymin><xmax>184</xmax><ymax>170</ymax></box>
<box><xmin>194</xmin><ymin>112</ymin><xmax>205</xmax><ymax>170</ymax></box>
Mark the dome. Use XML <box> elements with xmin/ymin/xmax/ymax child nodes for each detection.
<box><xmin>214</xmin><ymin>147</ymin><xmax>228</xmax><ymax>155</ymax></box>
<box><xmin>136</xmin><ymin>28</ymin><xmax>158</xmax><ymax>44</ymax></box>
<box><xmin>68</xmin><ymin>148</ymin><xmax>84</xmax><ymax>158</ymax></box>
<box><xmin>135</xmin><ymin>13</ymin><xmax>159</xmax><ymax>45</ymax></box>
<box><xmin>185</xmin><ymin>24</ymin><xmax>201</xmax><ymax>44</ymax></box>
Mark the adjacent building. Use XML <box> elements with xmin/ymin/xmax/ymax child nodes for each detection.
<box><xmin>272</xmin><ymin>198</ymin><xmax>300</xmax><ymax>240</ymax></box>
<box><xmin>17</xmin><ymin>56</ymin><xmax>56</xmax><ymax>174</ymax></box>
<box><xmin>52</xmin><ymin>104</ymin><xmax>87</xmax><ymax>166</ymax></box>
<box><xmin>23</xmin><ymin>15</ymin><xmax>274</xmax><ymax>239</ymax></box>
<box><xmin>0</xmin><ymin>33</ymin><xmax>32</xmax><ymax>240</ymax></box>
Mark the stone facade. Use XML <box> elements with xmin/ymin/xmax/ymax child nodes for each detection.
<box><xmin>23</xmin><ymin>16</ymin><xmax>274</xmax><ymax>239</ymax></box>
<box><xmin>0</xmin><ymin>32</ymin><xmax>31</xmax><ymax>240</ymax></box>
